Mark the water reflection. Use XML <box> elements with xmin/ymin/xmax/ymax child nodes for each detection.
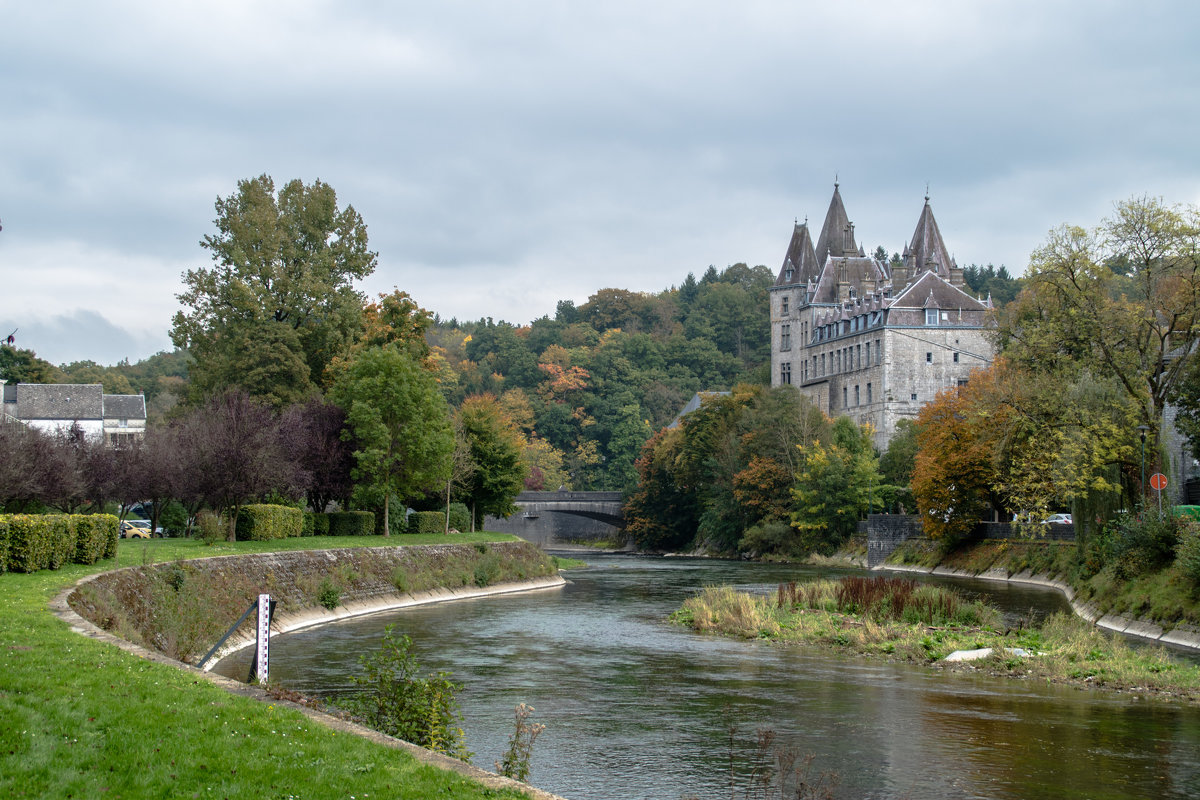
<box><xmin>215</xmin><ymin>554</ymin><xmax>1200</xmax><ymax>799</ymax></box>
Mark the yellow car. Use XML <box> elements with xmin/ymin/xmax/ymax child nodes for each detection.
<box><xmin>119</xmin><ymin>520</ymin><xmax>152</xmax><ymax>539</ymax></box>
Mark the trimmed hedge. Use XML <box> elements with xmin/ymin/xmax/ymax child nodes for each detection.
<box><xmin>312</xmin><ymin>512</ymin><xmax>330</xmax><ymax>536</ymax></box>
<box><xmin>410</xmin><ymin>510</ymin><xmax>446</xmax><ymax>534</ymax></box>
<box><xmin>328</xmin><ymin>511</ymin><xmax>374</xmax><ymax>536</ymax></box>
<box><xmin>0</xmin><ymin>514</ymin><xmax>117</xmax><ymax>573</ymax></box>
<box><xmin>74</xmin><ymin>515</ymin><xmax>117</xmax><ymax>564</ymax></box>
<box><xmin>0</xmin><ymin>517</ymin><xmax>8</xmax><ymax>573</ymax></box>
<box><xmin>236</xmin><ymin>504</ymin><xmax>304</xmax><ymax>541</ymax></box>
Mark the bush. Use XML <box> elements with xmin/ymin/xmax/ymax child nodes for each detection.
<box><xmin>375</xmin><ymin>496</ymin><xmax>409</xmax><ymax>536</ymax></box>
<box><xmin>0</xmin><ymin>514</ymin><xmax>81</xmax><ymax>573</ymax></box>
<box><xmin>1176</xmin><ymin>520</ymin><xmax>1200</xmax><ymax>584</ymax></box>
<box><xmin>318</xmin><ymin>578</ymin><xmax>341</xmax><ymax>610</ymax></box>
<box><xmin>343</xmin><ymin>625</ymin><xmax>470</xmax><ymax>760</ymax></box>
<box><xmin>235</xmin><ymin>504</ymin><xmax>303</xmax><ymax>541</ymax></box>
<box><xmin>196</xmin><ymin>511</ymin><xmax>228</xmax><ymax>546</ymax></box>
<box><xmin>448</xmin><ymin>503</ymin><xmax>471</xmax><ymax>532</ymax></box>
<box><xmin>1101</xmin><ymin>511</ymin><xmax>1183</xmax><ymax>579</ymax></box>
<box><xmin>328</xmin><ymin>511</ymin><xmax>375</xmax><ymax>536</ymax></box>
<box><xmin>301</xmin><ymin>512</ymin><xmax>315</xmax><ymax>537</ymax></box>
<box><xmin>738</xmin><ymin>520</ymin><xmax>801</xmax><ymax>559</ymax></box>
<box><xmin>73</xmin><ymin>514</ymin><xmax>117</xmax><ymax>564</ymax></box>
<box><xmin>311</xmin><ymin>512</ymin><xmax>331</xmax><ymax>536</ymax></box>
<box><xmin>411</xmin><ymin>511</ymin><xmax>445</xmax><ymax>535</ymax></box>
<box><xmin>158</xmin><ymin>501</ymin><xmax>189</xmax><ymax>537</ymax></box>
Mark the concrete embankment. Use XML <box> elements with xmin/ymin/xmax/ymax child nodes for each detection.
<box><xmin>878</xmin><ymin>561</ymin><xmax>1200</xmax><ymax>651</ymax></box>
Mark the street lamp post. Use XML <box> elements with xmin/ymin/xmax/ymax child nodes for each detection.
<box><xmin>1138</xmin><ymin>425</ymin><xmax>1150</xmax><ymax>503</ymax></box>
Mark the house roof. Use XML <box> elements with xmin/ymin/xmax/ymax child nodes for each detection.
<box><xmin>103</xmin><ymin>394</ymin><xmax>147</xmax><ymax>420</ymax></box>
<box><xmin>774</xmin><ymin>222</ymin><xmax>820</xmax><ymax>286</ymax></box>
<box><xmin>16</xmin><ymin>383</ymin><xmax>104</xmax><ymax>420</ymax></box>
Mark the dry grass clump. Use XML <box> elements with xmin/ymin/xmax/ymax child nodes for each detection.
<box><xmin>675</xmin><ymin>586</ymin><xmax>779</xmax><ymax>638</ymax></box>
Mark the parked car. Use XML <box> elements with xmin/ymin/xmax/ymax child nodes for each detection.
<box><xmin>1044</xmin><ymin>513</ymin><xmax>1073</xmax><ymax>525</ymax></box>
<box><xmin>120</xmin><ymin>520</ymin><xmax>162</xmax><ymax>538</ymax></box>
<box><xmin>119</xmin><ymin>520</ymin><xmax>151</xmax><ymax>539</ymax></box>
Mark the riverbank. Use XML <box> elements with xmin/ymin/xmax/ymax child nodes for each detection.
<box><xmin>2</xmin><ymin>535</ymin><xmax>566</xmax><ymax>800</ymax></box>
<box><xmin>674</xmin><ymin>580</ymin><xmax>1200</xmax><ymax>704</ymax></box>
<box><xmin>876</xmin><ymin>536</ymin><xmax>1200</xmax><ymax>651</ymax></box>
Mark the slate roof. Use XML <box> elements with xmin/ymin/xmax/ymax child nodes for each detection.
<box><xmin>809</xmin><ymin>256</ymin><xmax>889</xmax><ymax>304</ymax></box>
<box><xmin>813</xmin><ymin>184</ymin><xmax>857</xmax><ymax>266</ymax></box>
<box><xmin>903</xmin><ymin>198</ymin><xmax>956</xmax><ymax>281</ymax></box>
<box><xmin>889</xmin><ymin>270</ymin><xmax>987</xmax><ymax>310</ymax></box>
<box><xmin>16</xmin><ymin>384</ymin><xmax>104</xmax><ymax>420</ymax></box>
<box><xmin>103</xmin><ymin>394</ymin><xmax>147</xmax><ymax>420</ymax></box>
<box><xmin>774</xmin><ymin>222</ymin><xmax>821</xmax><ymax>286</ymax></box>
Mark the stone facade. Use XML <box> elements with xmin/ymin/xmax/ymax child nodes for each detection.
<box><xmin>770</xmin><ymin>185</ymin><xmax>995</xmax><ymax>448</ymax></box>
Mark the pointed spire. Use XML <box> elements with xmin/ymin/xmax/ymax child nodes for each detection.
<box><xmin>815</xmin><ymin>183</ymin><xmax>856</xmax><ymax>264</ymax></box>
<box><xmin>905</xmin><ymin>196</ymin><xmax>954</xmax><ymax>282</ymax></box>
<box><xmin>775</xmin><ymin>220</ymin><xmax>820</xmax><ymax>286</ymax></box>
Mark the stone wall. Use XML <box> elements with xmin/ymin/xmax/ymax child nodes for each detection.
<box><xmin>865</xmin><ymin>514</ymin><xmax>924</xmax><ymax>568</ymax></box>
<box><xmin>865</xmin><ymin>514</ymin><xmax>1076</xmax><ymax>567</ymax></box>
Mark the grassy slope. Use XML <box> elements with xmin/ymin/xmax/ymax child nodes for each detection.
<box><xmin>0</xmin><ymin>534</ymin><xmax>530</xmax><ymax>800</ymax></box>
<box><xmin>886</xmin><ymin>537</ymin><xmax>1200</xmax><ymax>629</ymax></box>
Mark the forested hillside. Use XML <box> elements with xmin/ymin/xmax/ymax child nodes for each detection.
<box><xmin>424</xmin><ymin>263</ymin><xmax>773</xmax><ymax>491</ymax></box>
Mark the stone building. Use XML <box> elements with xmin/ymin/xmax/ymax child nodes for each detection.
<box><xmin>769</xmin><ymin>185</ymin><xmax>995</xmax><ymax>448</ymax></box>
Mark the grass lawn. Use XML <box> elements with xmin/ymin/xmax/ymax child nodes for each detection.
<box><xmin>0</xmin><ymin>534</ymin><xmax>533</xmax><ymax>800</ymax></box>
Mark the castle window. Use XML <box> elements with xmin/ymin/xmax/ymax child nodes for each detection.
<box><xmin>953</xmin><ymin>352</ymin><xmax>960</xmax><ymax>363</ymax></box>
<box><xmin>926</xmin><ymin>352</ymin><xmax>933</xmax><ymax>363</ymax></box>
<box><xmin>781</xmin><ymin>362</ymin><xmax>791</xmax><ymax>385</ymax></box>
<box><xmin>875</xmin><ymin>339</ymin><xmax>882</xmax><ymax>364</ymax></box>
<box><xmin>782</xmin><ymin>296</ymin><xmax>790</xmax><ymax>315</ymax></box>
<box><xmin>926</xmin><ymin>308</ymin><xmax>939</xmax><ymax>326</ymax></box>
<box><xmin>781</xmin><ymin>324</ymin><xmax>791</xmax><ymax>351</ymax></box>
<box><xmin>867</xmin><ymin>383</ymin><xmax>872</xmax><ymax>403</ymax></box>
<box><xmin>854</xmin><ymin>385</ymin><xmax>860</xmax><ymax>406</ymax></box>
<box><xmin>785</xmin><ymin>269</ymin><xmax>793</xmax><ymax>283</ymax></box>
<box><xmin>856</xmin><ymin>344</ymin><xmax>861</xmax><ymax>369</ymax></box>
<box><xmin>843</xmin><ymin>387</ymin><xmax>848</xmax><ymax>408</ymax></box>
<box><xmin>865</xmin><ymin>342</ymin><xmax>871</xmax><ymax>364</ymax></box>
<box><xmin>911</xmin><ymin>393</ymin><xmax>918</xmax><ymax>401</ymax></box>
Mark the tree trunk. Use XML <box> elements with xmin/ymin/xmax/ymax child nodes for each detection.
<box><xmin>383</xmin><ymin>493</ymin><xmax>390</xmax><ymax>537</ymax></box>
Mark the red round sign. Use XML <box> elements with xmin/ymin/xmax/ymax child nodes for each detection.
<box><xmin>1150</xmin><ymin>472</ymin><xmax>1168</xmax><ymax>491</ymax></box>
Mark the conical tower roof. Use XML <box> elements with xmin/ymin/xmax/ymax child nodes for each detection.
<box><xmin>906</xmin><ymin>197</ymin><xmax>955</xmax><ymax>280</ymax></box>
<box><xmin>775</xmin><ymin>221</ymin><xmax>820</xmax><ymax>286</ymax></box>
<box><xmin>814</xmin><ymin>183</ymin><xmax>857</xmax><ymax>265</ymax></box>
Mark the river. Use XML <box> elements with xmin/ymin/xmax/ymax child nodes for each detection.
<box><xmin>215</xmin><ymin>554</ymin><xmax>1200</xmax><ymax>799</ymax></box>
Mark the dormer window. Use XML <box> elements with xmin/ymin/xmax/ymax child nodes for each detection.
<box><xmin>785</xmin><ymin>268</ymin><xmax>794</xmax><ymax>282</ymax></box>
<box><xmin>925</xmin><ymin>308</ymin><xmax>939</xmax><ymax>326</ymax></box>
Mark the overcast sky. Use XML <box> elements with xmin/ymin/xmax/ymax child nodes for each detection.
<box><xmin>2</xmin><ymin>1</ymin><xmax>1198</xmax><ymax>366</ymax></box>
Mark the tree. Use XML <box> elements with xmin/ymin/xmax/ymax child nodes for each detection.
<box><xmin>0</xmin><ymin>345</ymin><xmax>63</xmax><ymax>384</ymax></box>
<box><xmin>173</xmin><ymin>390</ymin><xmax>301</xmax><ymax>538</ymax></box>
<box><xmin>790</xmin><ymin>417</ymin><xmax>878</xmax><ymax>554</ymax></box>
<box><xmin>172</xmin><ymin>175</ymin><xmax>377</xmax><ymax>401</ymax></box>
<box><xmin>454</xmin><ymin>394</ymin><xmax>527</xmax><ymax>529</ymax></box>
<box><xmin>281</xmin><ymin>399</ymin><xmax>355</xmax><ymax>513</ymax></box>
<box><xmin>331</xmin><ymin>346</ymin><xmax>453</xmax><ymax>534</ymax></box>
<box><xmin>998</xmin><ymin>196</ymin><xmax>1200</xmax><ymax>471</ymax></box>
<box><xmin>911</xmin><ymin>384</ymin><xmax>998</xmax><ymax>542</ymax></box>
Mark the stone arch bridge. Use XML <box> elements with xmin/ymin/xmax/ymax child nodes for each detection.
<box><xmin>483</xmin><ymin>491</ymin><xmax>624</xmax><ymax>548</ymax></box>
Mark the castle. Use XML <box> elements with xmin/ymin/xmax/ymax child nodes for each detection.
<box><xmin>769</xmin><ymin>184</ymin><xmax>995</xmax><ymax>448</ymax></box>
